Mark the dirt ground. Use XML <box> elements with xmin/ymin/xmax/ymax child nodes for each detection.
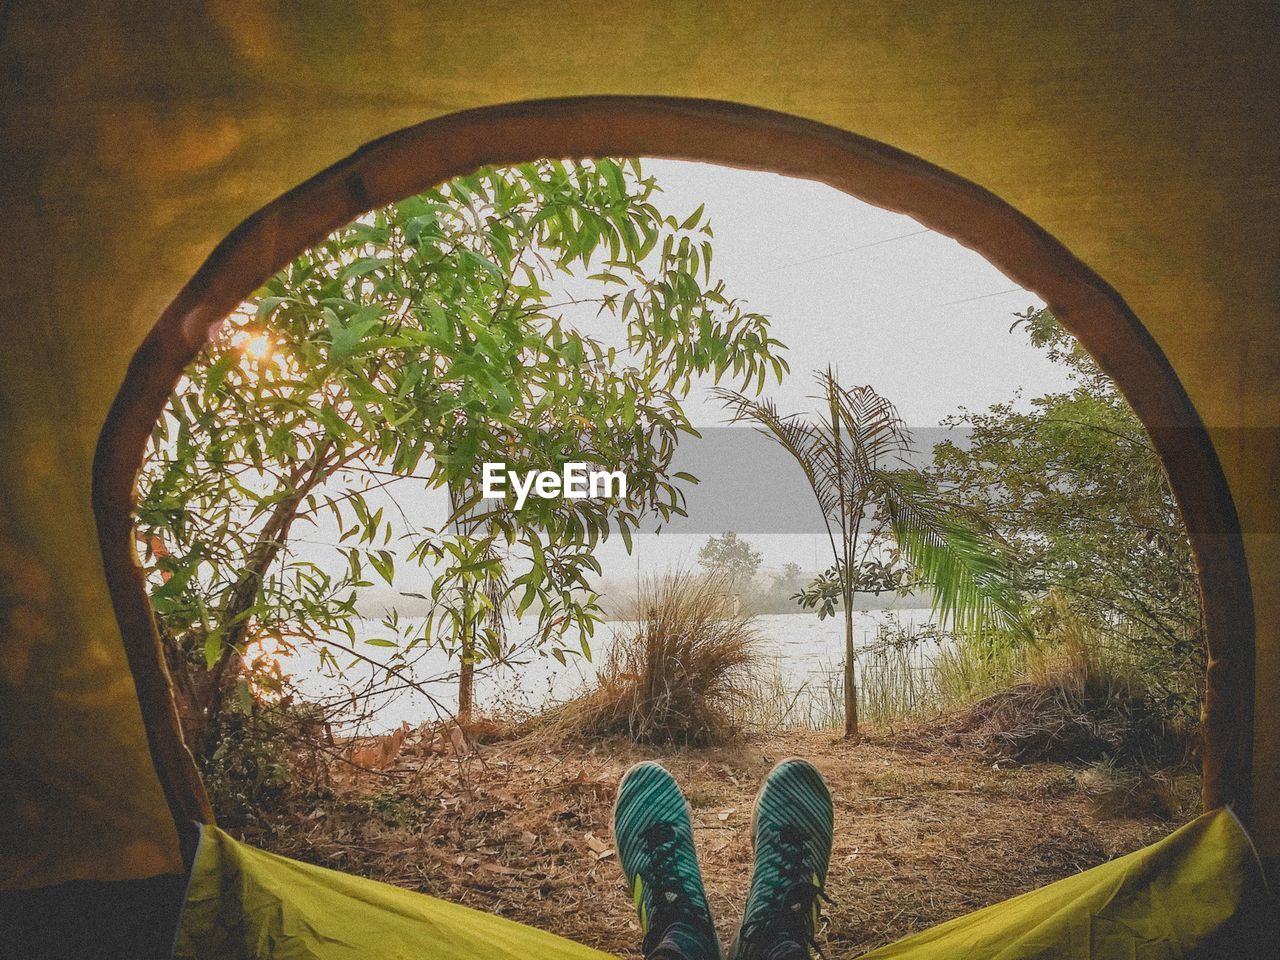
<box><xmin>234</xmin><ymin>726</ymin><xmax>1196</xmax><ymax>957</ymax></box>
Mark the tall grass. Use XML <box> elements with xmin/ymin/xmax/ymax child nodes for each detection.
<box><xmin>731</xmin><ymin>614</ymin><xmax>969</xmax><ymax>732</ymax></box>
<box><xmin>930</xmin><ymin>640</ymin><xmax>1030</xmax><ymax>709</ymax></box>
<box><xmin>733</xmin><ymin>659</ymin><xmax>844</xmax><ymax>732</ymax></box>
<box><xmin>556</xmin><ymin>571</ymin><xmax>759</xmax><ymax>745</ymax></box>
<box><xmin>857</xmin><ymin>644</ymin><xmax>940</xmax><ymax>729</ymax></box>
<box><xmin>732</xmin><ymin>598</ymin><xmax>1184</xmax><ymax>766</ymax></box>
<box><xmin>736</xmin><ymin>642</ymin><xmax>953</xmax><ymax>733</ymax></box>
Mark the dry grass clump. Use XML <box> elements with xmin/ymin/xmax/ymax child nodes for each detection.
<box><xmin>555</xmin><ymin>571</ymin><xmax>759</xmax><ymax>745</ymax></box>
<box><xmin>1076</xmin><ymin>759</ymin><xmax>1198</xmax><ymax>821</ymax></box>
<box><xmin>951</xmin><ymin>682</ymin><xmax>1179</xmax><ymax>766</ymax></box>
<box><xmin>943</xmin><ymin>627</ymin><xmax>1187</xmax><ymax>769</ymax></box>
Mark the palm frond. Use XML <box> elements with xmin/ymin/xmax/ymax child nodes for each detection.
<box><xmin>877</xmin><ymin>469</ymin><xmax>1028</xmax><ymax>641</ymax></box>
<box><xmin>714</xmin><ymin>387</ymin><xmax>842</xmax><ymax>519</ymax></box>
<box><xmin>819</xmin><ymin>370</ymin><xmax>913</xmax><ymax>476</ymax></box>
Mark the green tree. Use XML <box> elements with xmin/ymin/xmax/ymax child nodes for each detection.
<box><xmin>696</xmin><ymin>531</ymin><xmax>763</xmax><ymax>588</ymax></box>
<box><xmin>718</xmin><ymin>369</ymin><xmax>1024</xmax><ymax>738</ymax></box>
<box><xmin>929</xmin><ymin>307</ymin><xmax>1203</xmax><ymax>721</ymax></box>
<box><xmin>137</xmin><ymin>159</ymin><xmax>787</xmax><ymax>752</ymax></box>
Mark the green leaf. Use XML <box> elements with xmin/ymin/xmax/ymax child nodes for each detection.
<box><xmin>203</xmin><ymin>352</ymin><xmax>237</xmax><ymax>400</ymax></box>
<box><xmin>234</xmin><ymin>678</ymin><xmax>253</xmax><ymax>714</ymax></box>
<box><xmin>369</xmin><ymin>550</ymin><xmax>396</xmax><ymax>585</ymax></box>
<box><xmin>340</xmin><ymin>257</ymin><xmax>385</xmax><ymax>283</ymax></box>
<box><xmin>680</xmin><ymin>203</ymin><xmax>705</xmax><ymax>230</ymax></box>
<box><xmin>203</xmin><ymin>626</ymin><xmax>225</xmax><ymax>669</ymax></box>
<box><xmin>255</xmin><ymin>295</ymin><xmax>288</xmax><ymax>321</ymax></box>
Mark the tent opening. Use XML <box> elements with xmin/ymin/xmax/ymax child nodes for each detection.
<box><xmin>88</xmin><ymin>98</ymin><xmax>1261</xmax><ymax>957</ymax></box>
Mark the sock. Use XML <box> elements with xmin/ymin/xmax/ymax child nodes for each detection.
<box><xmin>763</xmin><ymin>941</ymin><xmax>805</xmax><ymax>960</ymax></box>
<box><xmin>647</xmin><ymin>922</ymin><xmax>720</xmax><ymax>960</ymax></box>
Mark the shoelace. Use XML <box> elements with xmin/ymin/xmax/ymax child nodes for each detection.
<box><xmin>740</xmin><ymin>824</ymin><xmax>833</xmax><ymax>959</ymax></box>
<box><xmin>639</xmin><ymin>821</ymin><xmax>707</xmax><ymax>955</ymax></box>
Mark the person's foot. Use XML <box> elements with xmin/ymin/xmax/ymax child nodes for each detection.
<box><xmin>613</xmin><ymin>761</ymin><xmax>722</xmax><ymax>960</ymax></box>
<box><xmin>728</xmin><ymin>759</ymin><xmax>834</xmax><ymax>960</ymax></box>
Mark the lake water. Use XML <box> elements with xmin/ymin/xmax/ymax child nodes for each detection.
<box><xmin>275</xmin><ymin>608</ymin><xmax>942</xmax><ymax>733</ymax></box>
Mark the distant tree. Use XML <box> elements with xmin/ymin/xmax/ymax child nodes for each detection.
<box><xmin>929</xmin><ymin>307</ymin><xmax>1203</xmax><ymax>722</ymax></box>
<box><xmin>745</xmin><ymin>560</ymin><xmax>809</xmax><ymax>615</ymax></box>
<box><xmin>776</xmin><ymin>561</ymin><xmax>804</xmax><ymax>587</ymax></box>
<box><xmin>718</xmin><ymin>369</ymin><xmax>1025</xmax><ymax>738</ymax></box>
<box><xmin>697</xmin><ymin>531</ymin><xmax>764</xmax><ymax>588</ymax></box>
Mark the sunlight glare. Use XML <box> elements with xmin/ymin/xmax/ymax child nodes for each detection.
<box><xmin>242</xmin><ymin>332</ymin><xmax>273</xmax><ymax>362</ymax></box>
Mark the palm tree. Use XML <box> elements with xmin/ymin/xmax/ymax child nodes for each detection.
<box><xmin>716</xmin><ymin>368</ymin><xmax>1025</xmax><ymax>738</ymax></box>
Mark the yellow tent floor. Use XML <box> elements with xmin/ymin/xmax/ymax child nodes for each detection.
<box><xmin>175</xmin><ymin>807</ymin><xmax>1277</xmax><ymax>959</ymax></box>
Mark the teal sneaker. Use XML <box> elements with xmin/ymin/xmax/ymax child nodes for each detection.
<box><xmin>729</xmin><ymin>759</ymin><xmax>834</xmax><ymax>960</ymax></box>
<box><xmin>613</xmin><ymin>761</ymin><xmax>722</xmax><ymax>960</ymax></box>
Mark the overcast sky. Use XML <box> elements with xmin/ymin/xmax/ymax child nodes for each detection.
<box><xmin>294</xmin><ymin>159</ymin><xmax>1075</xmax><ymax>590</ymax></box>
<box><xmin>624</xmin><ymin>159</ymin><xmax>1067</xmax><ymax>425</ymax></box>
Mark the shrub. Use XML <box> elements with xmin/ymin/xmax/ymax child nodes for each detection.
<box><xmin>559</xmin><ymin>571</ymin><xmax>759</xmax><ymax>745</ymax></box>
<box><xmin>203</xmin><ymin>699</ymin><xmax>329</xmax><ymax>824</ymax></box>
<box><xmin>203</xmin><ymin>706</ymin><xmax>295</xmax><ymax>823</ymax></box>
